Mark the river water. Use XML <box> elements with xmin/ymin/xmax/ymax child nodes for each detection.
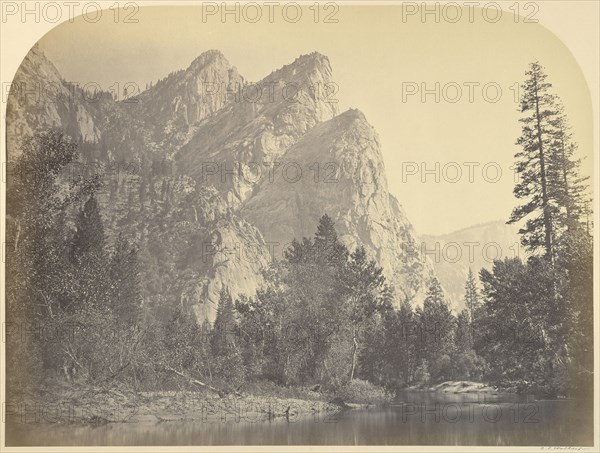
<box><xmin>6</xmin><ymin>391</ymin><xmax>593</xmax><ymax>446</ymax></box>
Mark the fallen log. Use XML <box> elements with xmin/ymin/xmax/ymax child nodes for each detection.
<box><xmin>163</xmin><ymin>365</ymin><xmax>242</xmax><ymax>397</ymax></box>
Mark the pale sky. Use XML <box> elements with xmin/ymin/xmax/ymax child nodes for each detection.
<box><xmin>32</xmin><ymin>4</ymin><xmax>594</xmax><ymax>235</ymax></box>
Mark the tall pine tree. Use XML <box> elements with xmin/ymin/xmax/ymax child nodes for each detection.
<box><xmin>548</xmin><ymin>106</ymin><xmax>591</xmax><ymax>235</ymax></box>
<box><xmin>464</xmin><ymin>268</ymin><xmax>479</xmax><ymax>320</ymax></box>
<box><xmin>342</xmin><ymin>246</ymin><xmax>392</xmax><ymax>380</ymax></box>
<box><xmin>416</xmin><ymin>278</ymin><xmax>455</xmax><ymax>382</ymax></box>
<box><xmin>69</xmin><ymin>193</ymin><xmax>112</xmax><ymax>313</ymax></box>
<box><xmin>509</xmin><ymin>61</ymin><xmax>560</xmax><ymax>261</ymax></box>
<box><xmin>313</xmin><ymin>214</ymin><xmax>348</xmax><ymax>266</ymax></box>
<box><xmin>109</xmin><ymin>233</ymin><xmax>142</xmax><ymax>324</ymax></box>
<box><xmin>71</xmin><ymin>194</ymin><xmax>105</xmax><ymax>263</ymax></box>
<box><xmin>212</xmin><ymin>287</ymin><xmax>236</xmax><ymax>356</ymax></box>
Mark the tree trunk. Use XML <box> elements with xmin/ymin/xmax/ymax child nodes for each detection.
<box><xmin>163</xmin><ymin>365</ymin><xmax>242</xmax><ymax>397</ymax></box>
<box><xmin>13</xmin><ymin>219</ymin><xmax>21</xmax><ymax>252</ymax></box>
<box><xmin>560</xmin><ymin>140</ymin><xmax>573</xmax><ymax>227</ymax></box>
<box><xmin>533</xmin><ymin>73</ymin><xmax>554</xmax><ymax>262</ymax></box>
<box><xmin>350</xmin><ymin>328</ymin><xmax>358</xmax><ymax>381</ymax></box>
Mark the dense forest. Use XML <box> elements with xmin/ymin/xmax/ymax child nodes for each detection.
<box><xmin>5</xmin><ymin>62</ymin><xmax>593</xmax><ymax>402</ymax></box>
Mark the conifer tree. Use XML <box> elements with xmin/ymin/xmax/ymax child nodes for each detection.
<box><xmin>109</xmin><ymin>233</ymin><xmax>142</xmax><ymax>323</ymax></box>
<box><xmin>416</xmin><ymin>278</ymin><xmax>455</xmax><ymax>382</ymax></box>
<box><xmin>212</xmin><ymin>287</ymin><xmax>236</xmax><ymax>356</ymax></box>
<box><xmin>211</xmin><ymin>288</ymin><xmax>246</xmax><ymax>389</ymax></box>
<box><xmin>509</xmin><ymin>61</ymin><xmax>560</xmax><ymax>261</ymax></box>
<box><xmin>464</xmin><ymin>268</ymin><xmax>479</xmax><ymax>320</ymax></box>
<box><xmin>71</xmin><ymin>194</ymin><xmax>105</xmax><ymax>263</ymax></box>
<box><xmin>548</xmin><ymin>107</ymin><xmax>591</xmax><ymax>233</ymax></box>
<box><xmin>71</xmin><ymin>193</ymin><xmax>110</xmax><ymax>311</ymax></box>
<box><xmin>342</xmin><ymin>246</ymin><xmax>392</xmax><ymax>380</ymax></box>
<box><xmin>313</xmin><ymin>214</ymin><xmax>348</xmax><ymax>266</ymax></box>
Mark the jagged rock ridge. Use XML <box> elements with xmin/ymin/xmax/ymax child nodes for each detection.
<box><xmin>175</xmin><ymin>51</ymin><xmax>339</xmax><ymax>206</ymax></box>
<box><xmin>7</xmin><ymin>45</ymin><xmax>438</xmax><ymax>321</ymax></box>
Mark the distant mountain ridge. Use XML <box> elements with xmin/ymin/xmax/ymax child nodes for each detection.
<box><xmin>422</xmin><ymin>220</ymin><xmax>523</xmax><ymax>311</ymax></box>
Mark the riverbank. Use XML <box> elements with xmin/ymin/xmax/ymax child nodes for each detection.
<box><xmin>6</xmin><ymin>385</ymin><xmax>593</xmax><ymax>447</ymax></box>
<box><xmin>6</xmin><ymin>380</ymin><xmax>511</xmax><ymax>426</ymax></box>
<box><xmin>5</xmin><ymin>381</ymin><xmax>356</xmax><ymax>426</ymax></box>
<box><xmin>421</xmin><ymin>380</ymin><xmax>576</xmax><ymax>399</ymax></box>
<box><xmin>427</xmin><ymin>381</ymin><xmax>498</xmax><ymax>394</ymax></box>
<box><xmin>405</xmin><ymin>380</ymin><xmax>500</xmax><ymax>394</ymax></box>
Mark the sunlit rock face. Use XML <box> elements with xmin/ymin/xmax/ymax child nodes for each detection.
<box><xmin>242</xmin><ymin>108</ymin><xmax>435</xmax><ymax>305</ymax></box>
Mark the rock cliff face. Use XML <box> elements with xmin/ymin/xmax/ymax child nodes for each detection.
<box><xmin>242</xmin><ymin>109</ymin><xmax>434</xmax><ymax>303</ymax></box>
<box><xmin>170</xmin><ymin>187</ymin><xmax>273</xmax><ymax>323</ymax></box>
<box><xmin>7</xmin><ymin>45</ymin><xmax>437</xmax><ymax>321</ymax></box>
<box><xmin>136</xmin><ymin>50</ymin><xmax>244</xmax><ymax>127</ymax></box>
<box><xmin>131</xmin><ymin>50</ymin><xmax>245</xmax><ymax>152</ymax></box>
<box><xmin>175</xmin><ymin>52</ymin><xmax>339</xmax><ymax>206</ymax></box>
<box><xmin>6</xmin><ymin>44</ymin><xmax>101</xmax><ymax>157</ymax></box>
